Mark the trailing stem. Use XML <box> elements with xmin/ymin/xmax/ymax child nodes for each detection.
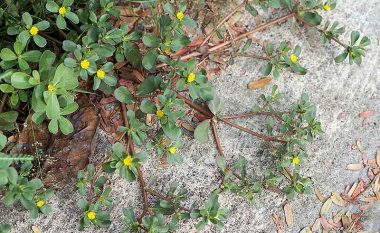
<box><xmin>121</xmin><ymin>103</ymin><xmax>149</xmax><ymax>220</ymax></box>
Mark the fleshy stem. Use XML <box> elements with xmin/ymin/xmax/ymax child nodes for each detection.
<box><xmin>178</xmin><ymin>93</ymin><xmax>287</xmax><ymax>143</ymax></box>
<box><xmin>294</xmin><ymin>14</ymin><xmax>346</xmax><ymax>47</ymax></box>
<box><xmin>0</xmin><ymin>94</ymin><xmax>8</xmax><ymax>113</ymax></box>
<box><xmin>156</xmin><ymin>12</ymin><xmax>296</xmax><ymax>68</ymax></box>
<box><xmin>219</xmin><ymin>117</ymin><xmax>287</xmax><ymax>143</ymax></box>
<box><xmin>144</xmin><ymin>188</ymin><xmax>191</xmax><ymax>212</ymax></box>
<box><xmin>120</xmin><ymin>103</ymin><xmax>149</xmax><ymax>220</ymax></box>
<box><xmin>211</xmin><ymin>115</ymin><xmax>282</xmax><ymax>194</ymax></box>
<box><xmin>223</xmin><ymin>111</ymin><xmax>286</xmax><ymax>121</ymax></box>
<box><xmin>210</xmin><ymin>51</ymin><xmax>270</xmax><ymax>60</ymax></box>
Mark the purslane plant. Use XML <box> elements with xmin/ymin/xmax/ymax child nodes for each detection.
<box><xmin>0</xmin><ymin>0</ymin><xmax>371</xmax><ymax>232</ymax></box>
<box><xmin>0</xmin><ymin>153</ymin><xmax>53</xmax><ymax>219</ymax></box>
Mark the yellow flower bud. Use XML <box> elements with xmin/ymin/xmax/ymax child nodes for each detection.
<box><xmin>87</xmin><ymin>211</ymin><xmax>96</xmax><ymax>220</ymax></box>
<box><xmin>176</xmin><ymin>12</ymin><xmax>184</xmax><ymax>20</ymax></box>
<box><xmin>29</xmin><ymin>26</ymin><xmax>39</xmax><ymax>36</ymax></box>
<box><xmin>156</xmin><ymin>110</ymin><xmax>164</xmax><ymax>119</ymax></box>
<box><xmin>48</xmin><ymin>84</ymin><xmax>56</xmax><ymax>93</ymax></box>
<box><xmin>187</xmin><ymin>72</ymin><xmax>196</xmax><ymax>83</ymax></box>
<box><xmin>292</xmin><ymin>156</ymin><xmax>300</xmax><ymax>165</ymax></box>
<box><xmin>97</xmin><ymin>69</ymin><xmax>105</xmax><ymax>79</ymax></box>
<box><xmin>36</xmin><ymin>200</ymin><xmax>45</xmax><ymax>208</ymax></box>
<box><xmin>59</xmin><ymin>7</ymin><xmax>67</xmax><ymax>16</ymax></box>
<box><xmin>323</xmin><ymin>3</ymin><xmax>331</xmax><ymax>11</ymax></box>
<box><xmin>168</xmin><ymin>146</ymin><xmax>177</xmax><ymax>154</ymax></box>
<box><xmin>290</xmin><ymin>54</ymin><xmax>298</xmax><ymax>63</ymax></box>
<box><xmin>80</xmin><ymin>60</ymin><xmax>90</xmax><ymax>69</ymax></box>
<box><xmin>164</xmin><ymin>47</ymin><xmax>171</xmax><ymax>55</ymax></box>
<box><xmin>123</xmin><ymin>155</ymin><xmax>133</xmax><ymax>167</ymax></box>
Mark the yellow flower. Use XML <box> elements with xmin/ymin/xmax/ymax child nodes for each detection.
<box><xmin>168</xmin><ymin>146</ymin><xmax>176</xmax><ymax>154</ymax></box>
<box><xmin>187</xmin><ymin>72</ymin><xmax>196</xmax><ymax>83</ymax></box>
<box><xmin>323</xmin><ymin>3</ymin><xmax>331</xmax><ymax>11</ymax></box>
<box><xmin>80</xmin><ymin>60</ymin><xmax>90</xmax><ymax>69</ymax></box>
<box><xmin>156</xmin><ymin>109</ymin><xmax>164</xmax><ymax>119</ymax></box>
<box><xmin>176</xmin><ymin>11</ymin><xmax>184</xmax><ymax>20</ymax></box>
<box><xmin>36</xmin><ymin>200</ymin><xmax>45</xmax><ymax>208</ymax></box>
<box><xmin>97</xmin><ymin>69</ymin><xmax>105</xmax><ymax>79</ymax></box>
<box><xmin>48</xmin><ymin>84</ymin><xmax>56</xmax><ymax>93</ymax></box>
<box><xmin>164</xmin><ymin>47</ymin><xmax>171</xmax><ymax>55</ymax></box>
<box><xmin>290</xmin><ymin>54</ymin><xmax>298</xmax><ymax>63</ymax></box>
<box><xmin>87</xmin><ymin>211</ymin><xmax>96</xmax><ymax>220</ymax></box>
<box><xmin>123</xmin><ymin>155</ymin><xmax>133</xmax><ymax>167</ymax></box>
<box><xmin>58</xmin><ymin>6</ymin><xmax>67</xmax><ymax>16</ymax></box>
<box><xmin>292</xmin><ymin>156</ymin><xmax>300</xmax><ymax>165</ymax></box>
<box><xmin>29</xmin><ymin>26</ymin><xmax>39</xmax><ymax>36</ymax></box>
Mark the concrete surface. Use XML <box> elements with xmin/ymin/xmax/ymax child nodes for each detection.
<box><xmin>0</xmin><ymin>0</ymin><xmax>379</xmax><ymax>232</ymax></box>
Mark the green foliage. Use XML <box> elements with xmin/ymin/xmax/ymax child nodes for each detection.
<box><xmin>46</xmin><ymin>0</ymin><xmax>79</xmax><ymax>30</ymax></box>
<box><xmin>334</xmin><ymin>31</ymin><xmax>370</xmax><ymax>65</ymax></box>
<box><xmin>0</xmin><ymin>154</ymin><xmax>53</xmax><ymax>219</ymax></box>
<box><xmin>217</xmin><ymin>156</ymin><xmax>262</xmax><ymax>203</ymax></box>
<box><xmin>0</xmin><ymin>0</ymin><xmax>372</xmax><ymax>231</ymax></box>
<box><xmin>0</xmin><ymin>224</ymin><xmax>11</xmax><ymax>233</ymax></box>
<box><xmin>75</xmin><ymin>164</ymin><xmax>112</xmax><ymax>230</ymax></box>
<box><xmin>0</xmin><ymin>111</ymin><xmax>18</xmax><ymax>131</ymax></box>
<box><xmin>190</xmin><ymin>192</ymin><xmax>229</xmax><ymax>230</ymax></box>
<box><xmin>77</xmin><ymin>199</ymin><xmax>111</xmax><ymax>230</ymax></box>
<box><xmin>118</xmin><ymin>110</ymin><xmax>148</xmax><ymax>145</ymax></box>
<box><xmin>261</xmin><ymin>42</ymin><xmax>307</xmax><ymax>78</ymax></box>
<box><xmin>194</xmin><ymin>120</ymin><xmax>210</xmax><ymax>143</ymax></box>
<box><xmin>15</xmin><ymin>12</ymin><xmax>50</xmax><ymax>47</ymax></box>
<box><xmin>104</xmin><ymin>142</ymin><xmax>148</xmax><ymax>181</ymax></box>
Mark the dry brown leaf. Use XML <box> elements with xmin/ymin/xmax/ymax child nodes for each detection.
<box><xmin>132</xmin><ymin>69</ymin><xmax>145</xmax><ymax>82</ymax></box>
<box><xmin>358</xmin><ymin>110</ymin><xmax>375</xmax><ymax>121</ymax></box>
<box><xmin>32</xmin><ymin>226</ymin><xmax>42</xmax><ymax>233</ymax></box>
<box><xmin>311</xmin><ymin>218</ymin><xmax>321</xmax><ymax>232</ymax></box>
<box><xmin>328</xmin><ymin>218</ymin><xmax>342</xmax><ymax>228</ymax></box>
<box><xmin>331</xmin><ymin>192</ymin><xmax>346</xmax><ymax>207</ymax></box>
<box><xmin>7</xmin><ymin>135</ymin><xmax>16</xmax><ymax>143</ymax></box>
<box><xmin>359</xmin><ymin>196</ymin><xmax>377</xmax><ymax>203</ymax></box>
<box><xmin>283</xmin><ymin>168</ymin><xmax>292</xmax><ymax>181</ymax></box>
<box><xmin>272</xmin><ymin>213</ymin><xmax>283</xmax><ymax>233</ymax></box>
<box><xmin>368</xmin><ymin>168</ymin><xmax>375</xmax><ymax>180</ymax></box>
<box><xmin>247</xmin><ymin>77</ymin><xmax>272</xmax><ymax>89</ymax></box>
<box><xmin>300</xmin><ymin>227</ymin><xmax>312</xmax><ymax>233</ymax></box>
<box><xmin>320</xmin><ymin>216</ymin><xmax>331</xmax><ymax>231</ymax></box>
<box><xmin>342</xmin><ymin>214</ymin><xmax>352</xmax><ymax>228</ymax></box>
<box><xmin>333</xmin><ymin>210</ymin><xmax>345</xmax><ymax>223</ymax></box>
<box><xmin>114</xmin><ymin>61</ymin><xmax>127</xmax><ymax>70</ymax></box>
<box><xmin>283</xmin><ymin>203</ymin><xmax>294</xmax><ymax>228</ymax></box>
<box><xmin>315</xmin><ymin>187</ymin><xmax>325</xmax><ymax>202</ymax></box>
<box><xmin>227</xmin><ymin>11</ymin><xmax>243</xmax><ymax>25</ymax></box>
<box><xmin>368</xmin><ymin>159</ymin><xmax>377</xmax><ymax>165</ymax></box>
<box><xmin>180</xmin><ymin>121</ymin><xmax>195</xmax><ymax>132</ymax></box>
<box><xmin>346</xmin><ymin>163</ymin><xmax>364</xmax><ymax>171</ymax></box>
<box><xmin>376</xmin><ymin>151</ymin><xmax>380</xmax><ymax>167</ymax></box>
<box><xmin>359</xmin><ymin>204</ymin><xmax>371</xmax><ymax>211</ymax></box>
<box><xmin>348</xmin><ymin>183</ymin><xmax>358</xmax><ymax>197</ymax></box>
<box><xmin>320</xmin><ymin>197</ymin><xmax>333</xmax><ymax>216</ymax></box>
<box><xmin>146</xmin><ymin>114</ymin><xmax>153</xmax><ymax>126</ymax></box>
<box><xmin>372</xmin><ymin>167</ymin><xmax>380</xmax><ymax>176</ymax></box>
<box><xmin>351</xmin><ymin>180</ymin><xmax>366</xmax><ymax>198</ymax></box>
<box><xmin>356</xmin><ymin>140</ymin><xmax>364</xmax><ymax>153</ymax></box>
<box><xmin>372</xmin><ymin>177</ymin><xmax>380</xmax><ymax>193</ymax></box>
